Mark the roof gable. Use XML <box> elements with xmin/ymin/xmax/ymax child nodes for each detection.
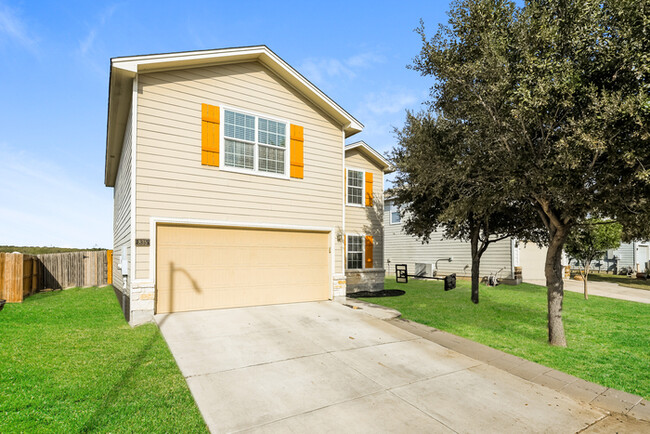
<box><xmin>345</xmin><ymin>141</ymin><xmax>392</xmax><ymax>172</ymax></box>
<box><xmin>105</xmin><ymin>45</ymin><xmax>363</xmax><ymax>186</ymax></box>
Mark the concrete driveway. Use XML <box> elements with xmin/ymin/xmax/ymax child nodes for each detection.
<box><xmin>156</xmin><ymin>301</ymin><xmax>606</xmax><ymax>433</ymax></box>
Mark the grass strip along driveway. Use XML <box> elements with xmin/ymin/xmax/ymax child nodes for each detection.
<box><xmin>0</xmin><ymin>287</ymin><xmax>207</xmax><ymax>433</ymax></box>
<box><xmin>361</xmin><ymin>278</ymin><xmax>650</xmax><ymax>400</ymax></box>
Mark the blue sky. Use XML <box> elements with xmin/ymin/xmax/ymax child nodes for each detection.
<box><xmin>0</xmin><ymin>0</ymin><xmax>448</xmax><ymax>248</ymax></box>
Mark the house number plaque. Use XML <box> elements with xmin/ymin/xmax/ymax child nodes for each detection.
<box><xmin>135</xmin><ymin>238</ymin><xmax>150</xmax><ymax>247</ymax></box>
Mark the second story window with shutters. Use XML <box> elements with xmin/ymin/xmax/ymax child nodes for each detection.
<box><xmin>223</xmin><ymin>109</ymin><xmax>288</xmax><ymax>175</ymax></box>
<box><xmin>201</xmin><ymin>103</ymin><xmax>304</xmax><ymax>179</ymax></box>
<box><xmin>347</xmin><ymin>169</ymin><xmax>363</xmax><ymax>205</ymax></box>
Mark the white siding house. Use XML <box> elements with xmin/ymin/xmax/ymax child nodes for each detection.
<box><xmin>383</xmin><ymin>199</ymin><xmax>516</xmax><ymax>280</ymax></box>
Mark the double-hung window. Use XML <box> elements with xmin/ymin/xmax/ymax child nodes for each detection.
<box><xmin>223</xmin><ymin>109</ymin><xmax>287</xmax><ymax>175</ymax></box>
<box><xmin>390</xmin><ymin>203</ymin><xmax>401</xmax><ymax>224</ymax></box>
<box><xmin>347</xmin><ymin>169</ymin><xmax>363</xmax><ymax>205</ymax></box>
<box><xmin>347</xmin><ymin>235</ymin><xmax>363</xmax><ymax>269</ymax></box>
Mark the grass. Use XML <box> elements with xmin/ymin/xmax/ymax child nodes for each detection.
<box><xmin>361</xmin><ymin>278</ymin><xmax>650</xmax><ymax>400</ymax></box>
<box><xmin>588</xmin><ymin>272</ymin><xmax>650</xmax><ymax>291</ymax></box>
<box><xmin>0</xmin><ymin>286</ymin><xmax>207</xmax><ymax>433</ymax></box>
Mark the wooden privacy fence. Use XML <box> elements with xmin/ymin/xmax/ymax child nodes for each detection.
<box><xmin>0</xmin><ymin>250</ymin><xmax>112</xmax><ymax>303</ymax></box>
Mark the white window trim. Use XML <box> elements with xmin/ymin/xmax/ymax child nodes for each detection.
<box><xmin>346</xmin><ymin>233</ymin><xmax>366</xmax><ymax>270</ymax></box>
<box><xmin>346</xmin><ymin>167</ymin><xmax>365</xmax><ymax>207</ymax></box>
<box><xmin>219</xmin><ymin>105</ymin><xmax>291</xmax><ymax>179</ymax></box>
<box><xmin>389</xmin><ymin>203</ymin><xmax>401</xmax><ymax>225</ymax></box>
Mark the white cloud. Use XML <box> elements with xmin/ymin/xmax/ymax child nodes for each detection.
<box><xmin>78</xmin><ymin>4</ymin><xmax>118</xmax><ymax>55</ymax></box>
<box><xmin>346</xmin><ymin>52</ymin><xmax>385</xmax><ymax>69</ymax></box>
<box><xmin>79</xmin><ymin>28</ymin><xmax>97</xmax><ymax>55</ymax></box>
<box><xmin>0</xmin><ymin>143</ymin><xmax>112</xmax><ymax>248</ymax></box>
<box><xmin>299</xmin><ymin>51</ymin><xmax>385</xmax><ymax>86</ymax></box>
<box><xmin>358</xmin><ymin>90</ymin><xmax>418</xmax><ymax>115</ymax></box>
<box><xmin>0</xmin><ymin>3</ymin><xmax>37</xmax><ymax>52</ymax></box>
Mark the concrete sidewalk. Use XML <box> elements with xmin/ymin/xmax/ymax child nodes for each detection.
<box><xmin>154</xmin><ymin>301</ymin><xmax>650</xmax><ymax>433</ymax></box>
<box><xmin>526</xmin><ymin>278</ymin><xmax>650</xmax><ymax>303</ymax></box>
<box><xmin>388</xmin><ymin>318</ymin><xmax>650</xmax><ymax>430</ymax></box>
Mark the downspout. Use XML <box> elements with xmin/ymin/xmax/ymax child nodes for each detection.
<box><xmin>341</xmin><ymin>129</ymin><xmax>346</xmax><ymax>275</ymax></box>
<box><xmin>510</xmin><ymin>238</ymin><xmax>515</xmax><ymax>279</ymax></box>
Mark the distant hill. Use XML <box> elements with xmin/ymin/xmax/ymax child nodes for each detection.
<box><xmin>0</xmin><ymin>246</ymin><xmax>107</xmax><ymax>255</ymax></box>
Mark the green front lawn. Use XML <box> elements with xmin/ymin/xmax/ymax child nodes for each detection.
<box><xmin>362</xmin><ymin>278</ymin><xmax>650</xmax><ymax>400</ymax></box>
<box><xmin>589</xmin><ymin>272</ymin><xmax>650</xmax><ymax>291</ymax></box>
<box><xmin>0</xmin><ymin>287</ymin><xmax>207</xmax><ymax>433</ymax></box>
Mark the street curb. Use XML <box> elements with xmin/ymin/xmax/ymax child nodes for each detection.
<box><xmin>386</xmin><ymin>317</ymin><xmax>649</xmax><ymax>422</ymax></box>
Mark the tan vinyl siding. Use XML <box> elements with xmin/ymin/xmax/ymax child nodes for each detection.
<box><xmin>134</xmin><ymin>61</ymin><xmax>344</xmax><ymax>280</ymax></box>
<box><xmin>112</xmin><ymin>110</ymin><xmax>132</xmax><ymax>291</ymax></box>
<box><xmin>384</xmin><ymin>200</ymin><xmax>513</xmax><ymax>278</ymax></box>
<box><xmin>345</xmin><ymin>149</ymin><xmax>384</xmax><ymax>269</ymax></box>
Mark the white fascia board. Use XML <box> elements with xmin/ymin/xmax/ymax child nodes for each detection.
<box><xmin>111</xmin><ymin>45</ymin><xmax>267</xmax><ymax>73</ymax></box>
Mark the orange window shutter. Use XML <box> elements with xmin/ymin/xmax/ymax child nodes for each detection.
<box><xmin>201</xmin><ymin>103</ymin><xmax>220</xmax><ymax>167</ymax></box>
<box><xmin>365</xmin><ymin>236</ymin><xmax>374</xmax><ymax>269</ymax></box>
<box><xmin>365</xmin><ymin>172</ymin><xmax>373</xmax><ymax>206</ymax></box>
<box><xmin>290</xmin><ymin>124</ymin><xmax>304</xmax><ymax>179</ymax></box>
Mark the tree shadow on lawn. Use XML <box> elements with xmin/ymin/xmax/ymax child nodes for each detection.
<box><xmin>80</xmin><ymin>266</ymin><xmax>202</xmax><ymax>432</ymax></box>
<box><xmin>79</xmin><ymin>327</ymin><xmax>161</xmax><ymax>433</ymax></box>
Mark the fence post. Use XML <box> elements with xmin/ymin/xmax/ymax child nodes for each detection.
<box><xmin>0</xmin><ymin>253</ymin><xmax>4</xmax><ymax>301</ymax></box>
<box><xmin>107</xmin><ymin>250</ymin><xmax>113</xmax><ymax>285</ymax></box>
<box><xmin>2</xmin><ymin>253</ymin><xmax>24</xmax><ymax>303</ymax></box>
<box><xmin>22</xmin><ymin>256</ymin><xmax>31</xmax><ymax>298</ymax></box>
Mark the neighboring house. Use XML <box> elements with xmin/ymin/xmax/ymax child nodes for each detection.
<box><xmin>384</xmin><ymin>199</ymin><xmax>518</xmax><ymax>280</ymax></box>
<box><xmin>105</xmin><ymin>45</ymin><xmax>388</xmax><ymax>325</ymax></box>
<box><xmin>344</xmin><ymin>141</ymin><xmax>391</xmax><ymax>292</ymax></box>
<box><xmin>567</xmin><ymin>241</ymin><xmax>650</xmax><ymax>274</ymax></box>
<box><xmin>384</xmin><ymin>198</ymin><xmax>568</xmax><ymax>282</ymax></box>
<box><xmin>614</xmin><ymin>242</ymin><xmax>650</xmax><ymax>272</ymax></box>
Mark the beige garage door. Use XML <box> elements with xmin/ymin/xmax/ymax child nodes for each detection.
<box><xmin>156</xmin><ymin>224</ymin><xmax>331</xmax><ymax>313</ymax></box>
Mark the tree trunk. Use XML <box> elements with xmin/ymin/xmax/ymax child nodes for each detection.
<box><xmin>545</xmin><ymin>227</ymin><xmax>568</xmax><ymax>347</ymax></box>
<box><xmin>583</xmin><ymin>263</ymin><xmax>590</xmax><ymax>300</ymax></box>
<box><xmin>470</xmin><ymin>222</ymin><xmax>480</xmax><ymax>304</ymax></box>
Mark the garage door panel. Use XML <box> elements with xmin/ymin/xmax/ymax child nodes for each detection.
<box><xmin>156</xmin><ymin>225</ymin><xmax>331</xmax><ymax>313</ymax></box>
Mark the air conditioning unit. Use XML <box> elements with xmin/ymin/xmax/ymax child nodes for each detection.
<box><xmin>414</xmin><ymin>263</ymin><xmax>434</xmax><ymax>277</ymax></box>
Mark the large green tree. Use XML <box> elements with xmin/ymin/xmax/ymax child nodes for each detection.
<box><xmin>391</xmin><ymin>112</ymin><xmax>543</xmax><ymax>304</ymax></box>
<box><xmin>565</xmin><ymin>219</ymin><xmax>623</xmax><ymax>299</ymax></box>
<box><xmin>400</xmin><ymin>0</ymin><xmax>650</xmax><ymax>346</ymax></box>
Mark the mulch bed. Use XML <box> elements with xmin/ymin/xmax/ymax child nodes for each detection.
<box><xmin>348</xmin><ymin>289</ymin><xmax>405</xmax><ymax>298</ymax></box>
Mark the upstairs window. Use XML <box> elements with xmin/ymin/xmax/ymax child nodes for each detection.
<box><xmin>223</xmin><ymin>109</ymin><xmax>287</xmax><ymax>175</ymax></box>
<box><xmin>347</xmin><ymin>169</ymin><xmax>363</xmax><ymax>205</ymax></box>
<box><xmin>390</xmin><ymin>203</ymin><xmax>401</xmax><ymax>224</ymax></box>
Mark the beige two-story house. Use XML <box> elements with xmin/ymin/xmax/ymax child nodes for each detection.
<box><xmin>105</xmin><ymin>46</ymin><xmax>388</xmax><ymax>325</ymax></box>
<box><xmin>344</xmin><ymin>141</ymin><xmax>390</xmax><ymax>292</ymax></box>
